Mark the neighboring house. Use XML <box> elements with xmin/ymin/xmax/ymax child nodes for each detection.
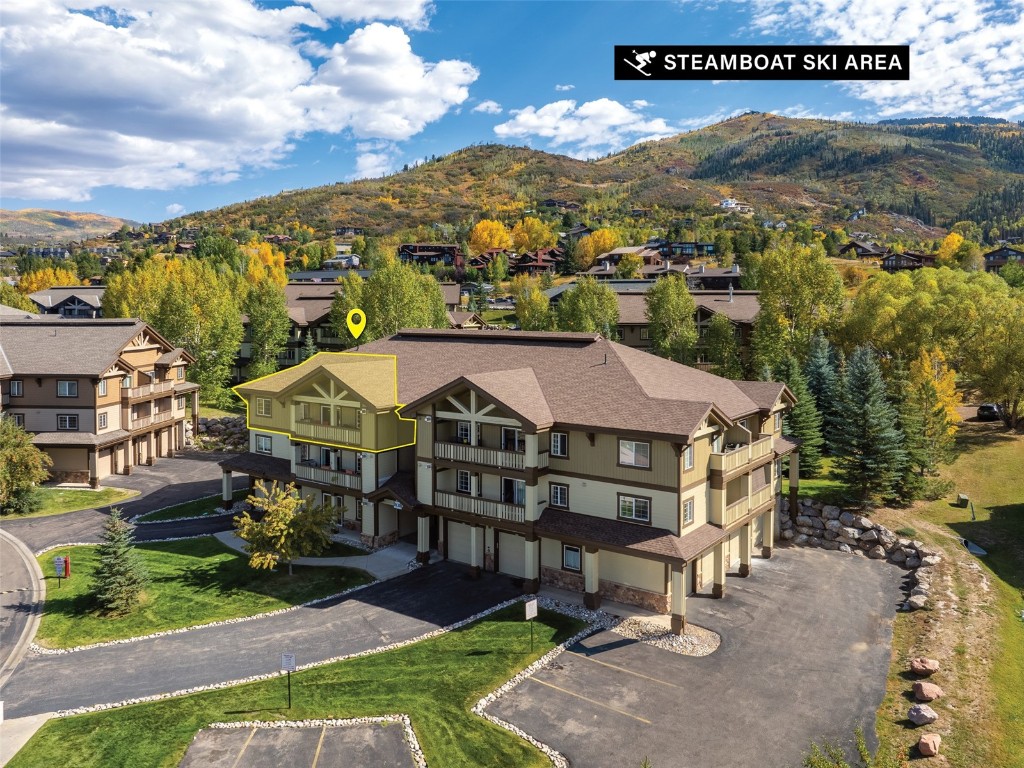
<box><xmin>838</xmin><ymin>239</ymin><xmax>890</xmax><ymax>260</ymax></box>
<box><xmin>25</xmin><ymin>247</ymin><xmax>72</xmax><ymax>260</ymax></box>
<box><xmin>28</xmin><ymin>286</ymin><xmax>106</xmax><ymax>318</ymax></box>
<box><xmin>440</xmin><ymin>282</ymin><xmax>463</xmax><ymax>312</ymax></box>
<box><xmin>0</xmin><ymin>317</ymin><xmax>199</xmax><ymax>485</ymax></box>
<box><xmin>982</xmin><ymin>245</ymin><xmax>1024</xmax><ymax>273</ymax></box>
<box><xmin>510</xmin><ymin>247</ymin><xmax>563</xmax><ymax>276</ymax></box>
<box><xmin>224</xmin><ymin>330</ymin><xmax>797</xmax><ymax>633</ymax></box>
<box><xmin>652</xmin><ymin>241</ymin><xmax>717</xmax><ymax>262</ymax></box>
<box><xmin>287</xmin><ymin>269</ymin><xmax>372</xmax><ymax>283</ymax></box>
<box><xmin>398</xmin><ymin>243</ymin><xmax>464</xmax><ymax>268</ymax></box>
<box><xmin>335</xmin><ymin>226</ymin><xmax>364</xmax><ymax>238</ymax></box>
<box><xmin>539</xmin><ymin>199</ymin><xmax>581</xmax><ymax>211</ymax></box>
<box><xmin>880</xmin><ymin>251</ymin><xmax>937</xmax><ymax>273</ymax></box>
<box><xmin>447</xmin><ymin>310</ymin><xmax>487</xmax><ymax>329</ymax></box>
<box><xmin>685</xmin><ymin>265</ymin><xmax>743</xmax><ymax>290</ymax></box>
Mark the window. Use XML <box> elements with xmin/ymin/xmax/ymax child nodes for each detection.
<box><xmin>255</xmin><ymin>434</ymin><xmax>272</xmax><ymax>454</ymax></box>
<box><xmin>551</xmin><ymin>431</ymin><xmax>568</xmax><ymax>458</ymax></box>
<box><xmin>456</xmin><ymin>469</ymin><xmax>472</xmax><ymax>494</ymax></box>
<box><xmin>256</xmin><ymin>397</ymin><xmax>272</xmax><ymax>417</ymax></box>
<box><xmin>562</xmin><ymin>544</ymin><xmax>581</xmax><ymax>572</ymax></box>
<box><xmin>320</xmin><ymin>405</ymin><xmax>332</xmax><ymax>424</ymax></box>
<box><xmin>176</xmin><ymin>367</ymin><xmax>184</xmax><ymax>380</ymax></box>
<box><xmin>122</xmin><ymin>376</ymin><xmax>132</xmax><ymax>389</ymax></box>
<box><xmin>614</xmin><ymin>327</ymin><xmax>624</xmax><ymax>341</ymax></box>
<box><xmin>502</xmin><ymin>477</ymin><xmax>526</xmax><ymax>505</ymax></box>
<box><xmin>98</xmin><ymin>412</ymin><xmax>108</xmax><ymax>429</ymax></box>
<box><xmin>11</xmin><ymin>414</ymin><xmax>24</xmax><ymax>427</ymax></box>
<box><xmin>457</xmin><ymin>421</ymin><xmax>471</xmax><ymax>443</ymax></box>
<box><xmin>774</xmin><ymin>412</ymin><xmax>782</xmax><ymax>432</ymax></box>
<box><xmin>776</xmin><ymin>459</ymin><xmax>783</xmax><ymax>479</ymax></box>
<box><xmin>639</xmin><ymin>327</ymin><xmax>650</xmax><ymax>341</ymax></box>
<box><xmin>355</xmin><ymin>452</ymin><xmax>363</xmax><ymax>473</ymax></box>
<box><xmin>57</xmin><ymin>414</ymin><xmax>79</xmax><ymax>431</ymax></box>
<box><xmin>683</xmin><ymin>444</ymin><xmax>694</xmax><ymax>470</ymax></box>
<box><xmin>57</xmin><ymin>380</ymin><xmax>78</xmax><ymax>398</ymax></box>
<box><xmin>618</xmin><ymin>439</ymin><xmax>650</xmax><ymax>468</ymax></box>
<box><xmin>550</xmin><ymin>483</ymin><xmax>569</xmax><ymax>508</ymax></box>
<box><xmin>619</xmin><ymin>494</ymin><xmax>651</xmax><ymax>523</ymax></box>
<box><xmin>176</xmin><ymin>396</ymin><xmax>185</xmax><ymax>410</ymax></box>
<box><xmin>10</xmin><ymin>380</ymin><xmax>22</xmax><ymax>397</ymax></box>
<box><xmin>502</xmin><ymin>427</ymin><xmax>524</xmax><ymax>452</ymax></box>
<box><xmin>98</xmin><ymin>379</ymin><xmax>107</xmax><ymax>397</ymax></box>
<box><xmin>682</xmin><ymin>498</ymin><xmax>694</xmax><ymax>525</ymax></box>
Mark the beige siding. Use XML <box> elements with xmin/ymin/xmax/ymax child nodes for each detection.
<box><xmin>600</xmin><ymin>551</ymin><xmax>665</xmax><ymax>593</ymax></box>
<box><xmin>540</xmin><ymin>537</ymin><xmax>564</xmax><ymax>570</ymax></box>
<box><xmin>416</xmin><ymin>411</ymin><xmax>433</xmax><ymax>454</ymax></box>
<box><xmin>47</xmin><ymin>447</ymin><xmax>88</xmax><ymax>472</ymax></box>
<box><xmin>679</xmin><ymin>434</ymin><xmax>712</xmax><ymax>489</ymax></box>
<box><xmin>378</xmin><ymin>502</ymin><xmax>398</xmax><ymax>536</ymax></box>
<box><xmin>251</xmin><ymin>430</ymin><xmax>292</xmax><ymax>461</ymax></box>
<box><xmin>548</xmin><ymin>431</ymin><xmax>678</xmax><ymax>488</ymax></box>
<box><xmin>545</xmin><ymin>473</ymin><xmax>679</xmax><ymax>532</ymax></box>
<box><xmin>498</xmin><ymin>531</ymin><xmax>526</xmax><ymax>578</ymax></box>
<box><xmin>697</xmin><ymin>550</ymin><xmax>715</xmax><ymax>590</ymax></box>
<box><xmin>96</xmin><ymin>447</ymin><xmax>113</xmax><ymax>478</ymax></box>
<box><xmin>416</xmin><ymin>460</ymin><xmax>432</xmax><ymax>504</ymax></box>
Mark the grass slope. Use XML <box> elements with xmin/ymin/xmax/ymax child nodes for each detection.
<box><xmin>133</xmin><ymin>488</ymin><xmax>248</xmax><ymax>522</ymax></box>
<box><xmin>13</xmin><ymin>487</ymin><xmax>141</xmax><ymax>518</ymax></box>
<box><xmin>10</xmin><ymin>606</ymin><xmax>585</xmax><ymax>768</ymax></box>
<box><xmin>35</xmin><ymin>537</ymin><xmax>372</xmax><ymax>648</ymax></box>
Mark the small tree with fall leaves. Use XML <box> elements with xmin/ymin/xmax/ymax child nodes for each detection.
<box><xmin>233</xmin><ymin>481</ymin><xmax>339</xmax><ymax>575</ymax></box>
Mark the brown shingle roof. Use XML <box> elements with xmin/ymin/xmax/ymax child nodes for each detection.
<box><xmin>535</xmin><ymin>507</ymin><xmax>727</xmax><ymax>562</ymax></box>
<box><xmin>219</xmin><ymin>453</ymin><xmax>292</xmax><ymax>482</ymax></box>
<box><xmin>733</xmin><ymin>381</ymin><xmax>790</xmax><ymax>411</ymax></box>
<box><xmin>367</xmin><ymin>471</ymin><xmax>419</xmax><ymax>509</ymax></box>
<box><xmin>774</xmin><ymin>436</ymin><xmax>800</xmax><ymax>455</ymax></box>
<box><xmin>28</xmin><ymin>286</ymin><xmax>105</xmax><ymax>310</ymax></box>
<box><xmin>32</xmin><ymin>429</ymin><xmax>131</xmax><ymax>447</ymax></box>
<box><xmin>283</xmin><ymin>282</ymin><xmax>341</xmax><ymax>327</ymax></box>
<box><xmin>440</xmin><ymin>283</ymin><xmax>462</xmax><ymax>307</ymax></box>
<box><xmin>0</xmin><ymin>318</ymin><xmax>150</xmax><ymax>376</ymax></box>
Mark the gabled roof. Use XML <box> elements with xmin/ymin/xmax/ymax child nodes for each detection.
<box><xmin>28</xmin><ymin>285</ymin><xmax>105</xmax><ymax>309</ymax></box>
<box><xmin>733</xmin><ymin>380</ymin><xmax>794</xmax><ymax>411</ymax></box>
<box><xmin>236</xmin><ymin>352</ymin><xmax>398</xmax><ymax>410</ymax></box>
<box><xmin>283</xmin><ymin>282</ymin><xmax>342</xmax><ymax>327</ymax></box>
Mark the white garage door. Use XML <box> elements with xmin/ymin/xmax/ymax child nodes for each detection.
<box><xmin>447</xmin><ymin>521</ymin><xmax>475</xmax><ymax>565</ymax></box>
<box><xmin>497</xmin><ymin>531</ymin><xmax>526</xmax><ymax>578</ymax></box>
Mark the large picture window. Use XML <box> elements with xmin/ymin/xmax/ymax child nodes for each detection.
<box><xmin>255</xmin><ymin>434</ymin><xmax>272</xmax><ymax>454</ymax></box>
<box><xmin>618</xmin><ymin>494</ymin><xmax>651</xmax><ymax>523</ymax></box>
<box><xmin>618</xmin><ymin>439</ymin><xmax>650</xmax><ymax>468</ymax></box>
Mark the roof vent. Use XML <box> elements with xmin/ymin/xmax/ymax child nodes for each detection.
<box><xmin>729</xmin><ymin>284</ymin><xmax>734</xmax><ymax>302</ymax></box>
<box><xmin>732</xmin><ymin>263</ymin><xmax>740</xmax><ymax>273</ymax></box>
<box><xmin>698</xmin><ymin>264</ymin><xmax>705</xmax><ymax>273</ymax></box>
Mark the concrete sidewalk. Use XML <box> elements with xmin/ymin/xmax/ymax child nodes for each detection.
<box><xmin>1</xmin><ymin>713</ymin><xmax>55</xmax><ymax>767</ymax></box>
<box><xmin>213</xmin><ymin>530</ymin><xmax>438</xmax><ymax>581</ymax></box>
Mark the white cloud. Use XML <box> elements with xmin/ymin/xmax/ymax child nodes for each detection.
<box><xmin>165</xmin><ymin>203</ymin><xmax>185</xmax><ymax>215</ymax></box>
<box><xmin>776</xmin><ymin>104</ymin><xmax>856</xmax><ymax>121</ymax></box>
<box><xmin>472</xmin><ymin>100</ymin><xmax>503</xmax><ymax>114</ymax></box>
<box><xmin>351</xmin><ymin>150</ymin><xmax>397</xmax><ymax>179</ymax></box>
<box><xmin>715</xmin><ymin>0</ymin><xmax>1024</xmax><ymax>118</ymax></box>
<box><xmin>304</xmin><ymin>0</ymin><xmax>433</xmax><ymax>28</ymax></box>
<box><xmin>494</xmin><ymin>98</ymin><xmax>683</xmax><ymax>158</ymax></box>
<box><xmin>554</xmin><ymin>84</ymin><xmax>575</xmax><ymax>91</ymax></box>
<box><xmin>631</xmin><ymin>99</ymin><xmax>651</xmax><ymax>108</ymax></box>
<box><xmin>0</xmin><ymin>2</ymin><xmax>476</xmax><ymax>201</ymax></box>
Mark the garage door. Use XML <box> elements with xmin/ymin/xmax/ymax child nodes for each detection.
<box><xmin>96</xmin><ymin>447</ymin><xmax>113</xmax><ymax>479</ymax></box>
<box><xmin>447</xmin><ymin>521</ymin><xmax>475</xmax><ymax>565</ymax></box>
<box><xmin>497</xmin><ymin>531</ymin><xmax>526</xmax><ymax>578</ymax></box>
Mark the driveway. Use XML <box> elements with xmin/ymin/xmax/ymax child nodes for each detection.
<box><xmin>1</xmin><ymin>562</ymin><xmax>520</xmax><ymax>718</ymax></box>
<box><xmin>488</xmin><ymin>547</ymin><xmax>904</xmax><ymax>768</ymax></box>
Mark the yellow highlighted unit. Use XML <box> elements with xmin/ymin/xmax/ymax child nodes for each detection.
<box><xmin>233</xmin><ymin>351</ymin><xmax>416</xmax><ymax>453</ymax></box>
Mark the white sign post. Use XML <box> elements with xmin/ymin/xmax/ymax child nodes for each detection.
<box><xmin>281</xmin><ymin>653</ymin><xmax>296</xmax><ymax>708</ymax></box>
<box><xmin>525</xmin><ymin>598</ymin><xmax>539</xmax><ymax>652</ymax></box>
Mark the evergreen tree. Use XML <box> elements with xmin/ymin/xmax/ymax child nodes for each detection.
<box><xmin>302</xmin><ymin>332</ymin><xmax>319</xmax><ymax>361</ymax></box>
<box><xmin>886</xmin><ymin>357</ymin><xmax>926</xmax><ymax>504</ymax></box>
<box><xmin>804</xmin><ymin>333</ymin><xmax>842</xmax><ymax>453</ymax></box>
<box><xmin>832</xmin><ymin>347</ymin><xmax>907</xmax><ymax>507</ymax></box>
<box><xmin>774</xmin><ymin>356</ymin><xmax>824</xmax><ymax>477</ymax></box>
<box><xmin>91</xmin><ymin>509</ymin><xmax>149</xmax><ymax>616</ymax></box>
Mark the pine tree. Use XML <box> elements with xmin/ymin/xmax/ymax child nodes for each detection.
<box><xmin>804</xmin><ymin>333</ymin><xmax>841</xmax><ymax>454</ymax></box>
<box><xmin>832</xmin><ymin>347</ymin><xmax>907</xmax><ymax>508</ymax></box>
<box><xmin>886</xmin><ymin>357</ymin><xmax>926</xmax><ymax>504</ymax></box>
<box><xmin>91</xmin><ymin>509</ymin><xmax>149</xmax><ymax>616</ymax></box>
<box><xmin>775</xmin><ymin>356</ymin><xmax>824</xmax><ymax>477</ymax></box>
<box><xmin>302</xmin><ymin>332</ymin><xmax>319</xmax><ymax>360</ymax></box>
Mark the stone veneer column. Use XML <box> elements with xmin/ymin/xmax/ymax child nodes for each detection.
<box><xmin>739</xmin><ymin>523</ymin><xmax>752</xmax><ymax>577</ymax></box>
<box><xmin>670</xmin><ymin>563</ymin><xmax>686</xmax><ymax>635</ymax></box>
<box><xmin>712</xmin><ymin>540</ymin><xmax>727</xmax><ymax>598</ymax></box>
<box><xmin>88</xmin><ymin>450</ymin><xmax>99</xmax><ymax>489</ymax></box>
<box><xmin>524</xmin><ymin>536</ymin><xmax>540</xmax><ymax>594</ymax></box>
<box><xmin>583</xmin><ymin>546</ymin><xmax>600</xmax><ymax>609</ymax></box>
<box><xmin>221</xmin><ymin>469</ymin><xmax>233</xmax><ymax>509</ymax></box>
<box><xmin>416</xmin><ymin>514</ymin><xmax>430</xmax><ymax>564</ymax></box>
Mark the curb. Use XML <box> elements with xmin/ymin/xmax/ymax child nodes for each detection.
<box><xmin>0</xmin><ymin>529</ymin><xmax>46</xmax><ymax>690</ymax></box>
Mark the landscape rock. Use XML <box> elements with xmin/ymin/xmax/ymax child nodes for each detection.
<box><xmin>839</xmin><ymin>511</ymin><xmax>857</xmax><ymax>527</ymax></box>
<box><xmin>781</xmin><ymin>529</ymin><xmax>795</xmax><ymax>540</ymax></box>
<box><xmin>840</xmin><ymin>526</ymin><xmax>860</xmax><ymax>540</ymax></box>
<box><xmin>917</xmin><ymin>733</ymin><xmax>941</xmax><ymax>757</ymax></box>
<box><xmin>920</xmin><ymin>555</ymin><xmax>941</xmax><ymax>567</ymax></box>
<box><xmin>823</xmin><ymin>530</ymin><xmax>838</xmax><ymax>541</ymax></box>
<box><xmin>907</xmin><ymin>594</ymin><xmax>928</xmax><ymax>610</ymax></box>
<box><xmin>889</xmin><ymin>549</ymin><xmax>907</xmax><ymax>564</ymax></box>
<box><xmin>859</xmin><ymin>529</ymin><xmax>879</xmax><ymax>543</ymax></box>
<box><xmin>906</xmin><ymin>556</ymin><xmax>922</xmax><ymax>569</ymax></box>
<box><xmin>853</xmin><ymin>515</ymin><xmax>874</xmax><ymax>529</ymax></box>
<box><xmin>794</xmin><ymin>534</ymin><xmax>809</xmax><ymax>546</ymax></box>
<box><xmin>913</xmin><ymin>682</ymin><xmax>944</xmax><ymax>702</ymax></box>
<box><xmin>911</xmin><ymin>585</ymin><xmax>930</xmax><ymax>598</ymax></box>
<box><xmin>821</xmin><ymin>540</ymin><xmax>840</xmax><ymax>551</ymax></box>
<box><xmin>878</xmin><ymin>532</ymin><xmax>898</xmax><ymax>551</ymax></box>
<box><xmin>825</xmin><ymin>519</ymin><xmax>843</xmax><ymax>532</ymax></box>
<box><xmin>838</xmin><ymin>543</ymin><xmax>853</xmax><ymax>553</ymax></box>
<box><xmin>796</xmin><ymin>526</ymin><xmax>817</xmax><ymax>536</ymax></box>
<box><xmin>908</xmin><ymin>704</ymin><xmax>939</xmax><ymax>726</ymax></box>
<box><xmin>910</xmin><ymin>657</ymin><xmax>940</xmax><ymax>676</ymax></box>
<box><xmin>795</xmin><ymin>515</ymin><xmax>817</xmax><ymax>528</ymax></box>
<box><xmin>897</xmin><ymin>537</ymin><xmax>913</xmax><ymax>548</ymax></box>
<box><xmin>821</xmin><ymin>505</ymin><xmax>841</xmax><ymax>519</ymax></box>
<box><xmin>868</xmin><ymin>545</ymin><xmax>887</xmax><ymax>559</ymax></box>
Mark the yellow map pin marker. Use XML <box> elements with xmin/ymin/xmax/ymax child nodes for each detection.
<box><xmin>346</xmin><ymin>308</ymin><xmax>366</xmax><ymax>340</ymax></box>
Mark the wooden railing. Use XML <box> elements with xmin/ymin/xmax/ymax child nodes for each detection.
<box><xmin>434</xmin><ymin>441</ymin><xmax>526</xmax><ymax>470</ymax></box>
<box><xmin>724</xmin><ymin>497</ymin><xmax>748</xmax><ymax>526</ymax></box>
<box><xmin>710</xmin><ymin>434</ymin><xmax>775</xmax><ymax>472</ymax></box>
<box><xmin>132</xmin><ymin>410</ymin><xmax>174</xmax><ymax>430</ymax></box>
<box><xmin>294</xmin><ymin>464</ymin><xmax>362</xmax><ymax>490</ymax></box>
<box><xmin>749</xmin><ymin>484</ymin><xmax>774</xmax><ymax>511</ymax></box>
<box><xmin>292</xmin><ymin>420</ymin><xmax>361</xmax><ymax>445</ymax></box>
<box><xmin>127</xmin><ymin>380</ymin><xmax>174</xmax><ymax>399</ymax></box>
<box><xmin>434</xmin><ymin>490</ymin><xmax>526</xmax><ymax>523</ymax></box>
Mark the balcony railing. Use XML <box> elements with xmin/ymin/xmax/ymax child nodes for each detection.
<box><xmin>127</xmin><ymin>380</ymin><xmax>175</xmax><ymax>399</ymax></box>
<box><xmin>724</xmin><ymin>497</ymin><xmax>748</xmax><ymax>526</ymax></box>
<box><xmin>749</xmin><ymin>484</ymin><xmax>774</xmax><ymax>511</ymax></box>
<box><xmin>710</xmin><ymin>434</ymin><xmax>775</xmax><ymax>473</ymax></box>
<box><xmin>292</xmin><ymin>420</ymin><xmax>361</xmax><ymax>445</ymax></box>
<box><xmin>132</xmin><ymin>410</ymin><xmax>174</xmax><ymax>430</ymax></box>
<box><xmin>434</xmin><ymin>490</ymin><xmax>526</xmax><ymax>524</ymax></box>
<box><xmin>434</xmin><ymin>441</ymin><xmax>526</xmax><ymax>470</ymax></box>
<box><xmin>294</xmin><ymin>464</ymin><xmax>362</xmax><ymax>490</ymax></box>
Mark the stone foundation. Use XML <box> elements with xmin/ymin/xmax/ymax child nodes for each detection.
<box><xmin>540</xmin><ymin>565</ymin><xmax>584</xmax><ymax>592</ymax></box>
<box><xmin>48</xmin><ymin>470</ymin><xmax>90</xmax><ymax>484</ymax></box>
<box><xmin>360</xmin><ymin>530</ymin><xmax>399</xmax><ymax>550</ymax></box>
<box><xmin>540</xmin><ymin>566</ymin><xmax>670</xmax><ymax>613</ymax></box>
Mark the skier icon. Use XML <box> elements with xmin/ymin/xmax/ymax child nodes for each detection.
<box><xmin>625</xmin><ymin>49</ymin><xmax>657</xmax><ymax>76</ymax></box>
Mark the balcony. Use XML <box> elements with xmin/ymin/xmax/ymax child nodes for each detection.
<box><xmin>749</xmin><ymin>484</ymin><xmax>774</xmax><ymax>511</ymax></box>
<box><xmin>724</xmin><ymin>497</ymin><xmax>748</xmax><ymax>526</ymax></box>
<box><xmin>132</xmin><ymin>410</ymin><xmax>174</xmax><ymax>430</ymax></box>
<box><xmin>294</xmin><ymin>464</ymin><xmax>362</xmax><ymax>490</ymax></box>
<box><xmin>292</xmin><ymin>420</ymin><xmax>361</xmax><ymax>446</ymax></box>
<box><xmin>434</xmin><ymin>490</ymin><xmax>526</xmax><ymax>524</ymax></box>
<box><xmin>710</xmin><ymin>435</ymin><xmax>774</xmax><ymax>473</ymax></box>
<box><xmin>126</xmin><ymin>380</ymin><xmax>175</xmax><ymax>400</ymax></box>
<box><xmin>434</xmin><ymin>441</ymin><xmax>525</xmax><ymax>471</ymax></box>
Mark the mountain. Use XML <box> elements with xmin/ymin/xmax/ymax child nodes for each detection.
<box><xmin>0</xmin><ymin>209</ymin><xmax>139</xmax><ymax>243</ymax></box>
<box><xmin>163</xmin><ymin>113</ymin><xmax>1024</xmax><ymax>243</ymax></box>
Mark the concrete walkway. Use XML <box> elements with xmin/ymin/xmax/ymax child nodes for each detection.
<box><xmin>213</xmin><ymin>530</ymin><xmax>437</xmax><ymax>581</ymax></box>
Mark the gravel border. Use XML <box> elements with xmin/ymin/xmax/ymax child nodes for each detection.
<box><xmin>202</xmin><ymin>716</ymin><xmax>426</xmax><ymax>768</ymax></box>
<box><xmin>611</xmin><ymin>617</ymin><xmax>721</xmax><ymax>656</ymax></box>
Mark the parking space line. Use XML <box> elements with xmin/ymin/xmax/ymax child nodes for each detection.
<box><xmin>530</xmin><ymin>678</ymin><xmax>652</xmax><ymax>724</ymax></box>
<box><xmin>572</xmin><ymin>652</ymin><xmax>681</xmax><ymax>688</ymax></box>
<box><xmin>310</xmin><ymin>724</ymin><xmax>327</xmax><ymax>768</ymax></box>
<box><xmin>231</xmin><ymin>727</ymin><xmax>256</xmax><ymax>768</ymax></box>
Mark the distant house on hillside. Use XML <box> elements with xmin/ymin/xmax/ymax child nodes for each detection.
<box><xmin>880</xmin><ymin>251</ymin><xmax>937</xmax><ymax>273</ymax></box>
<box><xmin>398</xmin><ymin>243</ymin><xmax>464</xmax><ymax>268</ymax></box>
<box><xmin>839</xmin><ymin>239</ymin><xmax>890</xmax><ymax>260</ymax></box>
<box><xmin>25</xmin><ymin>247</ymin><xmax>71</xmax><ymax>261</ymax></box>
<box><xmin>983</xmin><ymin>245</ymin><xmax>1024</xmax><ymax>273</ymax></box>
<box><xmin>540</xmin><ymin>199</ymin><xmax>581</xmax><ymax>211</ymax></box>
<box><xmin>335</xmin><ymin>226</ymin><xmax>364</xmax><ymax>238</ymax></box>
<box><xmin>29</xmin><ymin>286</ymin><xmax>105</xmax><ymax>318</ymax></box>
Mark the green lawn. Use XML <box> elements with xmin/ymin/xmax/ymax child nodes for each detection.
<box><xmin>10</xmin><ymin>606</ymin><xmax>585</xmax><ymax>768</ymax></box>
<box><xmin>321</xmin><ymin>539</ymin><xmax>371</xmax><ymax>557</ymax></box>
<box><xmin>13</xmin><ymin>487</ymin><xmax>141</xmax><ymax>518</ymax></box>
<box><xmin>133</xmin><ymin>488</ymin><xmax>249</xmax><ymax>522</ymax></box>
<box><xmin>34</xmin><ymin>537</ymin><xmax>372</xmax><ymax>649</ymax></box>
<box><xmin>481</xmin><ymin>309</ymin><xmax>516</xmax><ymax>326</ymax></box>
<box><xmin>189</xmin><ymin>402</ymin><xmax>245</xmax><ymax>421</ymax></box>
<box><xmin>782</xmin><ymin>457</ymin><xmax>847</xmax><ymax>506</ymax></box>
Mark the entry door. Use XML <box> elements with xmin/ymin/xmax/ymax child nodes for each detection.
<box><xmin>320</xmin><ymin>447</ymin><xmax>332</xmax><ymax>468</ymax></box>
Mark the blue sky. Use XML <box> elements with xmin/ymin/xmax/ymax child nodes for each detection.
<box><xmin>2</xmin><ymin>0</ymin><xmax>1022</xmax><ymax>223</ymax></box>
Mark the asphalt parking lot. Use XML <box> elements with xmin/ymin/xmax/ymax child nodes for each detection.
<box><xmin>179</xmin><ymin>723</ymin><xmax>417</xmax><ymax>768</ymax></box>
<box><xmin>488</xmin><ymin>546</ymin><xmax>904</xmax><ymax>768</ymax></box>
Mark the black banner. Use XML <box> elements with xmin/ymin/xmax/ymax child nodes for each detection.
<box><xmin>614</xmin><ymin>45</ymin><xmax>910</xmax><ymax>81</ymax></box>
